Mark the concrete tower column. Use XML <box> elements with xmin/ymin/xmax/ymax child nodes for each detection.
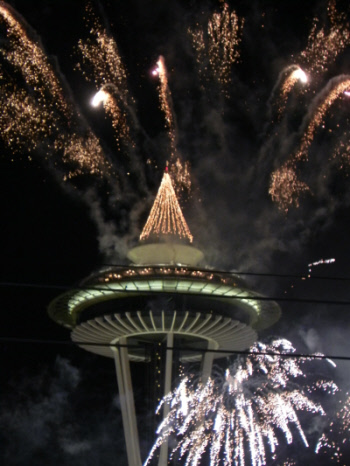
<box><xmin>113</xmin><ymin>338</ymin><xmax>142</xmax><ymax>466</ymax></box>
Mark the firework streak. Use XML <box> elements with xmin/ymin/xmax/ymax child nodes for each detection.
<box><xmin>145</xmin><ymin>339</ymin><xmax>337</xmax><ymax>466</ymax></box>
<box><xmin>0</xmin><ymin>1</ymin><xmax>110</xmax><ymax>179</ymax></box>
<box><xmin>189</xmin><ymin>2</ymin><xmax>244</xmax><ymax>88</ymax></box>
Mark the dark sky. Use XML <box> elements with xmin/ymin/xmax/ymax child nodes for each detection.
<box><xmin>2</xmin><ymin>0</ymin><xmax>350</xmax><ymax>464</ymax></box>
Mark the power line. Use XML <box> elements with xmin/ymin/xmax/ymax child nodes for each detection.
<box><xmin>0</xmin><ymin>336</ymin><xmax>349</xmax><ymax>362</ymax></box>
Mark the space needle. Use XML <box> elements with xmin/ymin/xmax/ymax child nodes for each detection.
<box><xmin>48</xmin><ymin>166</ymin><xmax>281</xmax><ymax>466</ymax></box>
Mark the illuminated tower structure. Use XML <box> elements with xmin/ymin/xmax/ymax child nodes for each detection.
<box><xmin>48</xmin><ymin>167</ymin><xmax>281</xmax><ymax>466</ymax></box>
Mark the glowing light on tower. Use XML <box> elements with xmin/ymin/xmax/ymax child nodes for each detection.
<box><xmin>139</xmin><ymin>167</ymin><xmax>193</xmax><ymax>243</ymax></box>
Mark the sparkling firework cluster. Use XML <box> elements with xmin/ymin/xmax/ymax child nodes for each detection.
<box><xmin>316</xmin><ymin>393</ymin><xmax>350</xmax><ymax>463</ymax></box>
<box><xmin>145</xmin><ymin>339</ymin><xmax>336</xmax><ymax>466</ymax></box>
<box><xmin>0</xmin><ymin>2</ymin><xmax>109</xmax><ymax>179</ymax></box>
<box><xmin>152</xmin><ymin>56</ymin><xmax>192</xmax><ymax>197</ymax></box>
<box><xmin>298</xmin><ymin>0</ymin><xmax>350</xmax><ymax>76</ymax></box>
<box><xmin>268</xmin><ymin>1</ymin><xmax>350</xmax><ymax>211</ymax></box>
<box><xmin>76</xmin><ymin>3</ymin><xmax>133</xmax><ymax>153</ymax></box>
<box><xmin>189</xmin><ymin>2</ymin><xmax>244</xmax><ymax>89</ymax></box>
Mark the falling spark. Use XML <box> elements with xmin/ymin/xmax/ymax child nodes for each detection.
<box><xmin>0</xmin><ymin>84</ymin><xmax>53</xmax><ymax>153</ymax></box>
<box><xmin>299</xmin><ymin>0</ymin><xmax>350</xmax><ymax>76</ymax></box>
<box><xmin>316</xmin><ymin>393</ymin><xmax>350</xmax><ymax>463</ymax></box>
<box><xmin>0</xmin><ymin>1</ymin><xmax>111</xmax><ymax>179</ymax></box>
<box><xmin>76</xmin><ymin>3</ymin><xmax>128</xmax><ymax>91</ymax></box>
<box><xmin>145</xmin><ymin>339</ymin><xmax>335</xmax><ymax>466</ymax></box>
<box><xmin>269</xmin><ymin>165</ymin><xmax>309</xmax><ymax>212</ymax></box>
<box><xmin>169</xmin><ymin>158</ymin><xmax>192</xmax><ymax>197</ymax></box>
<box><xmin>189</xmin><ymin>2</ymin><xmax>244</xmax><ymax>89</ymax></box>
<box><xmin>270</xmin><ymin>76</ymin><xmax>350</xmax><ymax>210</ymax></box>
<box><xmin>0</xmin><ymin>2</ymin><xmax>70</xmax><ymax>119</ymax></box>
<box><xmin>140</xmin><ymin>169</ymin><xmax>193</xmax><ymax>243</ymax></box>
<box><xmin>295</xmin><ymin>77</ymin><xmax>350</xmax><ymax>164</ymax></box>
<box><xmin>55</xmin><ymin>132</ymin><xmax>109</xmax><ymax>178</ymax></box>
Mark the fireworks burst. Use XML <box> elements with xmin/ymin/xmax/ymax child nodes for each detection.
<box><xmin>267</xmin><ymin>0</ymin><xmax>350</xmax><ymax>211</ymax></box>
<box><xmin>145</xmin><ymin>339</ymin><xmax>336</xmax><ymax>466</ymax></box>
<box><xmin>269</xmin><ymin>74</ymin><xmax>350</xmax><ymax>211</ymax></box>
<box><xmin>269</xmin><ymin>165</ymin><xmax>310</xmax><ymax>212</ymax></box>
<box><xmin>75</xmin><ymin>3</ymin><xmax>128</xmax><ymax>91</ymax></box>
<box><xmin>189</xmin><ymin>2</ymin><xmax>244</xmax><ymax>89</ymax></box>
<box><xmin>0</xmin><ymin>2</ymin><xmax>70</xmax><ymax>118</ymax></box>
<box><xmin>298</xmin><ymin>0</ymin><xmax>350</xmax><ymax>76</ymax></box>
<box><xmin>0</xmin><ymin>1</ymin><xmax>110</xmax><ymax>179</ymax></box>
<box><xmin>1</xmin><ymin>0</ymin><xmax>350</xmax><ymax>463</ymax></box>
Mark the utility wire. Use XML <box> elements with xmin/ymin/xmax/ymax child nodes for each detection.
<box><xmin>0</xmin><ymin>336</ymin><xmax>349</xmax><ymax>362</ymax></box>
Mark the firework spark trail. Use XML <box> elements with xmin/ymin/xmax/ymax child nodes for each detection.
<box><xmin>295</xmin><ymin>76</ymin><xmax>350</xmax><ymax>164</ymax></box>
<box><xmin>189</xmin><ymin>2</ymin><xmax>244</xmax><ymax>89</ymax></box>
<box><xmin>76</xmin><ymin>3</ymin><xmax>128</xmax><ymax>91</ymax></box>
<box><xmin>0</xmin><ymin>83</ymin><xmax>52</xmax><ymax>154</ymax></box>
<box><xmin>145</xmin><ymin>339</ymin><xmax>335</xmax><ymax>466</ymax></box>
<box><xmin>269</xmin><ymin>164</ymin><xmax>309</xmax><ymax>212</ymax></box>
<box><xmin>298</xmin><ymin>0</ymin><xmax>350</xmax><ymax>77</ymax></box>
<box><xmin>269</xmin><ymin>76</ymin><xmax>350</xmax><ymax>211</ymax></box>
<box><xmin>207</xmin><ymin>2</ymin><xmax>243</xmax><ymax>87</ymax></box>
<box><xmin>0</xmin><ymin>2</ymin><xmax>111</xmax><ymax>179</ymax></box>
<box><xmin>153</xmin><ymin>56</ymin><xmax>177</xmax><ymax>156</ymax></box>
<box><xmin>139</xmin><ymin>170</ymin><xmax>193</xmax><ymax>243</ymax></box>
<box><xmin>152</xmin><ymin>56</ymin><xmax>192</xmax><ymax>197</ymax></box>
<box><xmin>0</xmin><ymin>2</ymin><xmax>70</xmax><ymax>119</ymax></box>
<box><xmin>76</xmin><ymin>3</ymin><xmax>152</xmax><ymax>189</ymax></box>
<box><xmin>54</xmin><ymin>132</ymin><xmax>109</xmax><ymax>179</ymax></box>
<box><xmin>281</xmin><ymin>257</ymin><xmax>335</xmax><ymax>297</ymax></box>
<box><xmin>91</xmin><ymin>85</ymin><xmax>132</xmax><ymax>150</ymax></box>
<box><xmin>316</xmin><ymin>392</ymin><xmax>350</xmax><ymax>463</ymax></box>
<box><xmin>271</xmin><ymin>66</ymin><xmax>308</xmax><ymax>117</ymax></box>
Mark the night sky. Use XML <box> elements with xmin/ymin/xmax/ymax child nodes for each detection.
<box><xmin>2</xmin><ymin>0</ymin><xmax>350</xmax><ymax>464</ymax></box>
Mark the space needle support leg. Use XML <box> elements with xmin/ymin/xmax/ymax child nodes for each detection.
<box><xmin>113</xmin><ymin>338</ymin><xmax>142</xmax><ymax>466</ymax></box>
<box><xmin>201</xmin><ymin>340</ymin><xmax>216</xmax><ymax>384</ymax></box>
<box><xmin>158</xmin><ymin>332</ymin><xmax>174</xmax><ymax>466</ymax></box>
